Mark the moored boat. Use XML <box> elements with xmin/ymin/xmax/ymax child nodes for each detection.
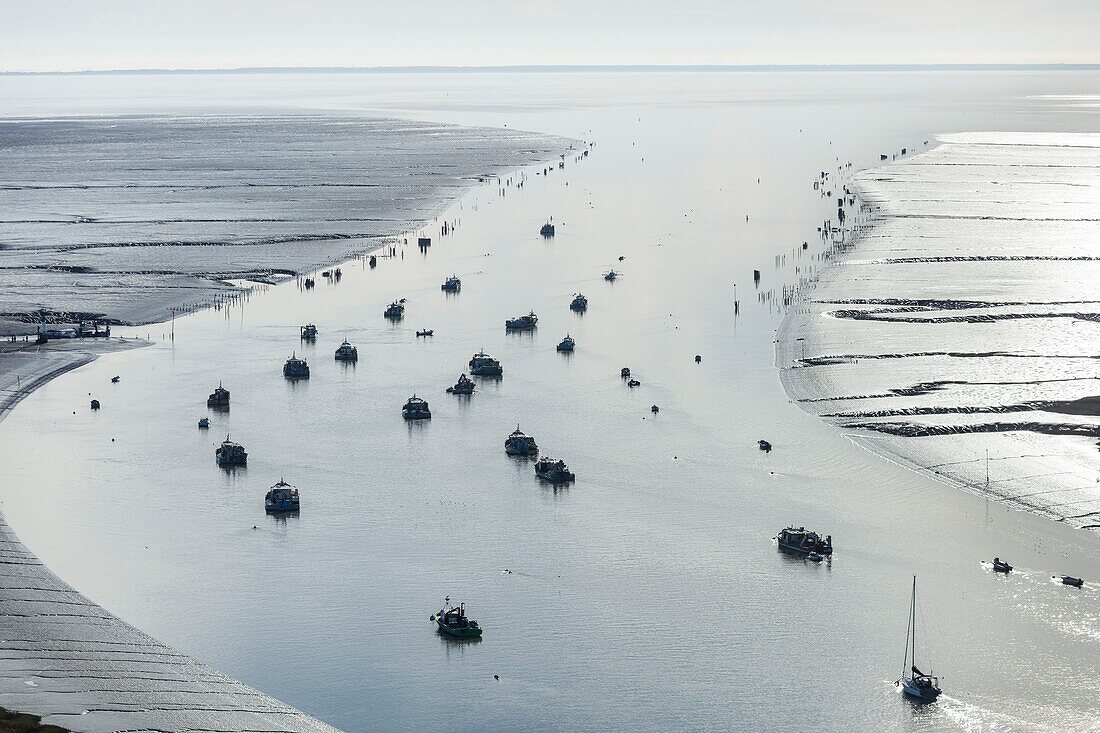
<box><xmin>620</xmin><ymin>367</ymin><xmax>631</xmax><ymax>378</ymax></box>
<box><xmin>369</xmin><ymin>255</ymin><xmax>377</xmax><ymax>268</ymax></box>
<box><xmin>198</xmin><ymin>417</ymin><xmax>210</xmax><ymax>429</ymax></box>
<box><xmin>991</xmin><ymin>557</ymin><xmax>1013</xmax><ymax>574</ymax></box>
<box><xmin>207</xmin><ymin>383</ymin><xmax>230</xmax><ymax>408</ymax></box>
<box><xmin>90</xmin><ymin>399</ymin><xmax>100</xmax><ymax>410</ymax></box>
<box><xmin>505</xmin><ymin>426</ymin><xmax>539</xmax><ymax>456</ymax></box>
<box><xmin>604</xmin><ymin>270</ymin><xmax>619</xmax><ymax>281</ymax></box>
<box><xmin>402</xmin><ymin>395</ymin><xmax>431</xmax><ymax>420</ymax></box>
<box><xmin>215</xmin><ymin>435</ymin><xmax>247</xmax><ymax>467</ymax></box>
<box><xmin>300</xmin><ymin>323</ymin><xmax>317</xmax><ymax>340</ymax></box>
<box><xmin>534</xmin><ymin>457</ymin><xmax>575</xmax><ymax>483</ymax></box>
<box><xmin>540</xmin><ymin>221</ymin><xmax>555</xmax><ymax>237</ymax></box>
<box><xmin>441</xmin><ymin>275</ymin><xmax>461</xmax><ymax>292</ymax></box>
<box><xmin>416</xmin><ymin>329</ymin><xmax>434</xmax><ymax>337</ymax></box>
<box><xmin>557</xmin><ymin>335</ymin><xmax>575</xmax><ymax>352</ymax></box>
<box><xmin>384</xmin><ymin>301</ymin><xmax>405</xmax><ymax>320</ymax></box>
<box><xmin>896</xmin><ymin>576</ymin><xmax>942</xmax><ymax>702</ymax></box>
<box><xmin>775</xmin><ymin>526</ymin><xmax>832</xmax><ymax>556</ymax></box>
<box><xmin>433</xmin><ymin>598</ymin><xmax>482</xmax><ymax>638</ymax></box>
<box><xmin>1060</xmin><ymin>575</ymin><xmax>1084</xmax><ymax>587</ymax></box>
<box><xmin>469</xmin><ymin>351</ymin><xmax>503</xmax><ymax>377</ymax></box>
<box><xmin>334</xmin><ymin>340</ymin><xmax>358</xmax><ymax>361</ymax></box>
<box><xmin>265</xmin><ymin>479</ymin><xmax>300</xmax><ymax>513</ymax></box>
<box><xmin>570</xmin><ymin>293</ymin><xmax>588</xmax><ymax>312</ymax></box>
<box><xmin>505</xmin><ymin>311</ymin><xmax>539</xmax><ymax>331</ymax></box>
<box><xmin>283</xmin><ymin>353</ymin><xmax>310</xmax><ymax>380</ymax></box>
<box><xmin>446</xmin><ymin>373</ymin><xmax>475</xmax><ymax>395</ymax></box>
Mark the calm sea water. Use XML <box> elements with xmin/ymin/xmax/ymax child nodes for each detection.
<box><xmin>2</xmin><ymin>71</ymin><xmax>1100</xmax><ymax>733</ymax></box>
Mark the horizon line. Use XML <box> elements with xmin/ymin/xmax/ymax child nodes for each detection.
<box><xmin>4</xmin><ymin>63</ymin><xmax>1100</xmax><ymax>76</ymax></box>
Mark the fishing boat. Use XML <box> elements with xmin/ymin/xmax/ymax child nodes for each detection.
<box><xmin>416</xmin><ymin>329</ymin><xmax>434</xmax><ymax>337</ymax></box>
<box><xmin>504</xmin><ymin>426</ymin><xmax>539</xmax><ymax>456</ymax></box>
<box><xmin>198</xmin><ymin>417</ymin><xmax>210</xmax><ymax>429</ymax></box>
<box><xmin>570</xmin><ymin>293</ymin><xmax>588</xmax><ymax>312</ymax></box>
<box><xmin>469</xmin><ymin>351</ymin><xmax>503</xmax><ymax>377</ymax></box>
<box><xmin>534</xmin><ymin>457</ymin><xmax>575</xmax><ymax>483</ymax></box>
<box><xmin>384</xmin><ymin>301</ymin><xmax>405</xmax><ymax>320</ymax></box>
<box><xmin>215</xmin><ymin>435</ymin><xmax>247</xmax><ymax>467</ymax></box>
<box><xmin>620</xmin><ymin>367</ymin><xmax>631</xmax><ymax>378</ymax></box>
<box><xmin>111</xmin><ymin>375</ymin><xmax>120</xmax><ymax>383</ymax></box>
<box><xmin>441</xmin><ymin>275</ymin><xmax>461</xmax><ymax>292</ymax></box>
<box><xmin>775</xmin><ymin>526</ymin><xmax>833</xmax><ymax>556</ymax></box>
<box><xmin>283</xmin><ymin>353</ymin><xmax>310</xmax><ymax>380</ymax></box>
<box><xmin>369</xmin><ymin>255</ymin><xmax>377</xmax><ymax>268</ymax></box>
<box><xmin>402</xmin><ymin>395</ymin><xmax>431</xmax><ymax>420</ymax></box>
<box><xmin>433</xmin><ymin>597</ymin><xmax>482</xmax><ymax>638</ymax></box>
<box><xmin>300</xmin><ymin>324</ymin><xmax>318</xmax><ymax>340</ymax></box>
<box><xmin>334</xmin><ymin>340</ymin><xmax>358</xmax><ymax>361</ymax></box>
<box><xmin>758</xmin><ymin>439</ymin><xmax>773</xmax><ymax>453</ymax></box>
<box><xmin>1060</xmin><ymin>575</ymin><xmax>1084</xmax><ymax>588</ymax></box>
<box><xmin>207</xmin><ymin>383</ymin><xmax>230</xmax><ymax>408</ymax></box>
<box><xmin>540</xmin><ymin>221</ymin><xmax>555</xmax><ymax>237</ymax></box>
<box><xmin>991</xmin><ymin>557</ymin><xmax>1013</xmax><ymax>574</ymax></box>
<box><xmin>446</xmin><ymin>373</ymin><xmax>475</xmax><ymax>395</ymax></box>
<box><xmin>557</xmin><ymin>335</ymin><xmax>575</xmax><ymax>352</ymax></box>
<box><xmin>418</xmin><ymin>236</ymin><xmax>431</xmax><ymax>248</ymax></box>
<box><xmin>505</xmin><ymin>311</ymin><xmax>538</xmax><ymax>331</ymax></box>
<box><xmin>90</xmin><ymin>399</ymin><xmax>100</xmax><ymax>410</ymax></box>
<box><xmin>604</xmin><ymin>270</ymin><xmax>619</xmax><ymax>282</ymax></box>
<box><xmin>896</xmin><ymin>576</ymin><xmax>942</xmax><ymax>702</ymax></box>
<box><xmin>265</xmin><ymin>479</ymin><xmax>300</xmax><ymax>513</ymax></box>
<box><xmin>651</xmin><ymin>404</ymin><xmax>659</xmax><ymax>414</ymax></box>
<box><xmin>627</xmin><ymin>378</ymin><xmax>641</xmax><ymax>388</ymax></box>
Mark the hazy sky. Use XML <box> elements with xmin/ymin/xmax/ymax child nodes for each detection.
<box><xmin>4</xmin><ymin>0</ymin><xmax>1099</xmax><ymax>72</ymax></box>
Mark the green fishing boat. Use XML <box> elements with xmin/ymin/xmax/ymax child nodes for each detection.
<box><xmin>433</xmin><ymin>597</ymin><xmax>482</xmax><ymax>639</ymax></box>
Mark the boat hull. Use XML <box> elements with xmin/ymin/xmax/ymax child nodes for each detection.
<box><xmin>436</xmin><ymin>620</ymin><xmax>482</xmax><ymax>638</ymax></box>
<box><xmin>898</xmin><ymin>678</ymin><xmax>941</xmax><ymax>702</ymax></box>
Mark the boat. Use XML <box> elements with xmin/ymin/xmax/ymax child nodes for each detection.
<box><xmin>775</xmin><ymin>526</ymin><xmax>833</xmax><ymax>556</ymax></box>
<box><xmin>1060</xmin><ymin>575</ymin><xmax>1084</xmax><ymax>587</ymax></box>
<box><xmin>695</xmin><ymin>355</ymin><xmax>702</xmax><ymax>364</ymax></box>
<box><xmin>402</xmin><ymin>395</ymin><xmax>431</xmax><ymax>420</ymax></box>
<box><xmin>651</xmin><ymin>404</ymin><xmax>659</xmax><ymax>414</ymax></box>
<box><xmin>758</xmin><ymin>439</ymin><xmax>772</xmax><ymax>453</ymax></box>
<box><xmin>627</xmin><ymin>378</ymin><xmax>641</xmax><ymax>388</ymax></box>
<box><xmin>540</xmin><ymin>222</ymin><xmax>555</xmax><ymax>237</ymax></box>
<box><xmin>369</xmin><ymin>255</ymin><xmax>377</xmax><ymax>268</ymax></box>
<box><xmin>111</xmin><ymin>375</ymin><xmax>120</xmax><ymax>383</ymax></box>
<box><xmin>198</xmin><ymin>417</ymin><xmax>210</xmax><ymax>429</ymax></box>
<box><xmin>265</xmin><ymin>479</ymin><xmax>300</xmax><ymax>513</ymax></box>
<box><xmin>90</xmin><ymin>399</ymin><xmax>100</xmax><ymax>410</ymax></box>
<box><xmin>215</xmin><ymin>435</ymin><xmax>247</xmax><ymax>467</ymax></box>
<box><xmin>433</xmin><ymin>597</ymin><xmax>482</xmax><ymax>638</ymax></box>
<box><xmin>303</xmin><ymin>277</ymin><xmax>315</xmax><ymax>289</ymax></box>
<box><xmin>334</xmin><ymin>340</ymin><xmax>358</xmax><ymax>362</ymax></box>
<box><xmin>469</xmin><ymin>351</ymin><xmax>503</xmax><ymax>377</ymax></box>
<box><xmin>620</xmin><ymin>367</ymin><xmax>631</xmax><ymax>378</ymax></box>
<box><xmin>321</xmin><ymin>270</ymin><xmax>331</xmax><ymax>277</ymax></box>
<box><xmin>446</xmin><ymin>373</ymin><xmax>475</xmax><ymax>395</ymax></box>
<box><xmin>604</xmin><ymin>270</ymin><xmax>619</xmax><ymax>281</ymax></box>
<box><xmin>207</xmin><ymin>383</ymin><xmax>230</xmax><ymax>408</ymax></box>
<box><xmin>300</xmin><ymin>324</ymin><xmax>318</xmax><ymax>340</ymax></box>
<box><xmin>441</xmin><ymin>275</ymin><xmax>461</xmax><ymax>292</ymax></box>
<box><xmin>557</xmin><ymin>335</ymin><xmax>575</xmax><ymax>352</ymax></box>
<box><xmin>504</xmin><ymin>426</ymin><xmax>539</xmax><ymax>456</ymax></box>
<box><xmin>416</xmin><ymin>329</ymin><xmax>434</xmax><ymax>337</ymax></box>
<box><xmin>505</xmin><ymin>311</ymin><xmax>538</xmax><ymax>331</ymax></box>
<box><xmin>534</xmin><ymin>457</ymin><xmax>575</xmax><ymax>483</ymax></box>
<box><xmin>384</xmin><ymin>301</ymin><xmax>405</xmax><ymax>320</ymax></box>
<box><xmin>570</xmin><ymin>293</ymin><xmax>588</xmax><ymax>312</ymax></box>
<box><xmin>283</xmin><ymin>354</ymin><xmax>310</xmax><ymax>379</ymax></box>
<box><xmin>418</xmin><ymin>236</ymin><xmax>431</xmax><ymax>248</ymax></box>
<box><xmin>896</xmin><ymin>576</ymin><xmax>942</xmax><ymax>703</ymax></box>
<box><xmin>991</xmin><ymin>557</ymin><xmax>1013</xmax><ymax>574</ymax></box>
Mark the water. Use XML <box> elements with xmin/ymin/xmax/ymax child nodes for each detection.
<box><xmin>1</xmin><ymin>71</ymin><xmax>1100</xmax><ymax>732</ymax></box>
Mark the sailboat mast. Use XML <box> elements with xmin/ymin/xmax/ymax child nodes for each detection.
<box><xmin>910</xmin><ymin>576</ymin><xmax>918</xmax><ymax>673</ymax></box>
<box><xmin>902</xmin><ymin>576</ymin><xmax>914</xmax><ymax>680</ymax></box>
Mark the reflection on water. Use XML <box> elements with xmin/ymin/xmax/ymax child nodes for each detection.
<box><xmin>0</xmin><ymin>72</ymin><xmax>1099</xmax><ymax>733</ymax></box>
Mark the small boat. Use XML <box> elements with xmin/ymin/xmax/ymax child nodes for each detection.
<box><xmin>535</xmin><ymin>457</ymin><xmax>575</xmax><ymax>483</ymax></box>
<box><xmin>300</xmin><ymin>324</ymin><xmax>318</xmax><ymax>340</ymax></box>
<box><xmin>620</xmin><ymin>367</ymin><xmax>631</xmax><ymax>378</ymax></box>
<box><xmin>90</xmin><ymin>399</ymin><xmax>100</xmax><ymax>410</ymax></box>
<box><xmin>505</xmin><ymin>311</ymin><xmax>538</xmax><ymax>331</ymax></box>
<box><xmin>198</xmin><ymin>417</ymin><xmax>210</xmax><ymax>429</ymax></box>
<box><xmin>627</xmin><ymin>379</ymin><xmax>641</xmax><ymax>388</ymax></box>
<box><xmin>695</xmin><ymin>355</ymin><xmax>701</xmax><ymax>364</ymax></box>
<box><xmin>446</xmin><ymin>373</ymin><xmax>475</xmax><ymax>395</ymax></box>
<box><xmin>334</xmin><ymin>340</ymin><xmax>358</xmax><ymax>362</ymax></box>
<box><xmin>557</xmin><ymin>335</ymin><xmax>575</xmax><ymax>352</ymax></box>
<box><xmin>402</xmin><ymin>395</ymin><xmax>431</xmax><ymax>420</ymax></box>
<box><xmin>207</xmin><ymin>383</ymin><xmax>231</xmax><ymax>408</ymax></box>
<box><xmin>604</xmin><ymin>270</ymin><xmax>619</xmax><ymax>282</ymax></box>
<box><xmin>991</xmin><ymin>557</ymin><xmax>1013</xmax><ymax>574</ymax></box>
<box><xmin>303</xmin><ymin>277</ymin><xmax>315</xmax><ymax>289</ymax></box>
<box><xmin>758</xmin><ymin>439</ymin><xmax>772</xmax><ymax>453</ymax></box>
<box><xmin>433</xmin><ymin>597</ymin><xmax>482</xmax><ymax>638</ymax></box>
<box><xmin>651</xmin><ymin>404</ymin><xmax>659</xmax><ymax>414</ymax></box>
<box><xmin>775</xmin><ymin>526</ymin><xmax>832</xmax><ymax>556</ymax></box>
<box><xmin>418</xmin><ymin>236</ymin><xmax>431</xmax><ymax>248</ymax></box>
<box><xmin>111</xmin><ymin>375</ymin><xmax>120</xmax><ymax>383</ymax></box>
<box><xmin>896</xmin><ymin>576</ymin><xmax>942</xmax><ymax>702</ymax></box>
<box><xmin>505</xmin><ymin>425</ymin><xmax>539</xmax><ymax>456</ymax></box>
<box><xmin>384</xmin><ymin>301</ymin><xmax>405</xmax><ymax>320</ymax></box>
<box><xmin>265</xmin><ymin>479</ymin><xmax>300</xmax><ymax>513</ymax></box>
<box><xmin>321</xmin><ymin>270</ymin><xmax>331</xmax><ymax>277</ymax></box>
<box><xmin>441</xmin><ymin>275</ymin><xmax>461</xmax><ymax>292</ymax></box>
<box><xmin>283</xmin><ymin>353</ymin><xmax>310</xmax><ymax>380</ymax></box>
<box><xmin>540</xmin><ymin>222</ymin><xmax>555</xmax><ymax>237</ymax></box>
<box><xmin>469</xmin><ymin>351</ymin><xmax>503</xmax><ymax>377</ymax></box>
<box><xmin>1060</xmin><ymin>575</ymin><xmax>1084</xmax><ymax>587</ymax></box>
<box><xmin>334</xmin><ymin>268</ymin><xmax>342</xmax><ymax>280</ymax></box>
<box><xmin>369</xmin><ymin>255</ymin><xmax>377</xmax><ymax>268</ymax></box>
<box><xmin>570</xmin><ymin>293</ymin><xmax>588</xmax><ymax>312</ymax></box>
<box><xmin>215</xmin><ymin>435</ymin><xmax>247</xmax><ymax>467</ymax></box>
<box><xmin>416</xmin><ymin>329</ymin><xmax>434</xmax><ymax>337</ymax></box>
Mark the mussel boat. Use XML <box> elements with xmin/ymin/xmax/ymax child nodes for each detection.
<box><xmin>447</xmin><ymin>374</ymin><xmax>475</xmax><ymax>395</ymax></box>
<box><xmin>540</xmin><ymin>222</ymin><xmax>555</xmax><ymax>237</ymax></box>
<box><xmin>215</xmin><ymin>435</ymin><xmax>247</xmax><ymax>467</ymax></box>
<box><xmin>283</xmin><ymin>354</ymin><xmax>310</xmax><ymax>380</ymax></box>
<box><xmin>534</xmin><ymin>457</ymin><xmax>575</xmax><ymax>483</ymax></box>
<box><xmin>557</xmin><ymin>335</ymin><xmax>575</xmax><ymax>352</ymax></box>
<box><xmin>505</xmin><ymin>311</ymin><xmax>539</xmax><ymax>331</ymax></box>
<box><xmin>198</xmin><ymin>417</ymin><xmax>210</xmax><ymax>429</ymax></box>
<box><xmin>775</xmin><ymin>526</ymin><xmax>832</xmax><ymax>556</ymax></box>
<box><xmin>505</xmin><ymin>426</ymin><xmax>539</xmax><ymax>456</ymax></box>
<box><xmin>469</xmin><ymin>351</ymin><xmax>503</xmax><ymax>377</ymax></box>
<box><xmin>433</xmin><ymin>598</ymin><xmax>482</xmax><ymax>638</ymax></box>
<box><xmin>300</xmin><ymin>324</ymin><xmax>317</xmax><ymax>340</ymax></box>
<box><xmin>334</xmin><ymin>340</ymin><xmax>358</xmax><ymax>361</ymax></box>
<box><xmin>207</xmin><ymin>383</ymin><xmax>230</xmax><ymax>408</ymax></box>
<box><xmin>265</xmin><ymin>479</ymin><xmax>300</xmax><ymax>513</ymax></box>
<box><xmin>90</xmin><ymin>399</ymin><xmax>100</xmax><ymax>410</ymax></box>
<box><xmin>402</xmin><ymin>395</ymin><xmax>431</xmax><ymax>420</ymax></box>
<box><xmin>604</xmin><ymin>270</ymin><xmax>619</xmax><ymax>281</ymax></box>
<box><xmin>442</xmin><ymin>275</ymin><xmax>461</xmax><ymax>292</ymax></box>
<box><xmin>570</xmin><ymin>293</ymin><xmax>588</xmax><ymax>312</ymax></box>
<box><xmin>384</xmin><ymin>301</ymin><xmax>405</xmax><ymax>320</ymax></box>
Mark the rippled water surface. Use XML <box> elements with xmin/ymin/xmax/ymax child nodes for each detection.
<box><xmin>2</xmin><ymin>72</ymin><xmax>1100</xmax><ymax>732</ymax></box>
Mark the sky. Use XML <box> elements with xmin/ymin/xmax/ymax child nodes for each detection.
<box><xmin>3</xmin><ymin>0</ymin><xmax>1100</xmax><ymax>72</ymax></box>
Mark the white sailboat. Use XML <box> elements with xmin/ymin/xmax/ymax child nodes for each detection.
<box><xmin>896</xmin><ymin>576</ymin><xmax>942</xmax><ymax>702</ymax></box>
